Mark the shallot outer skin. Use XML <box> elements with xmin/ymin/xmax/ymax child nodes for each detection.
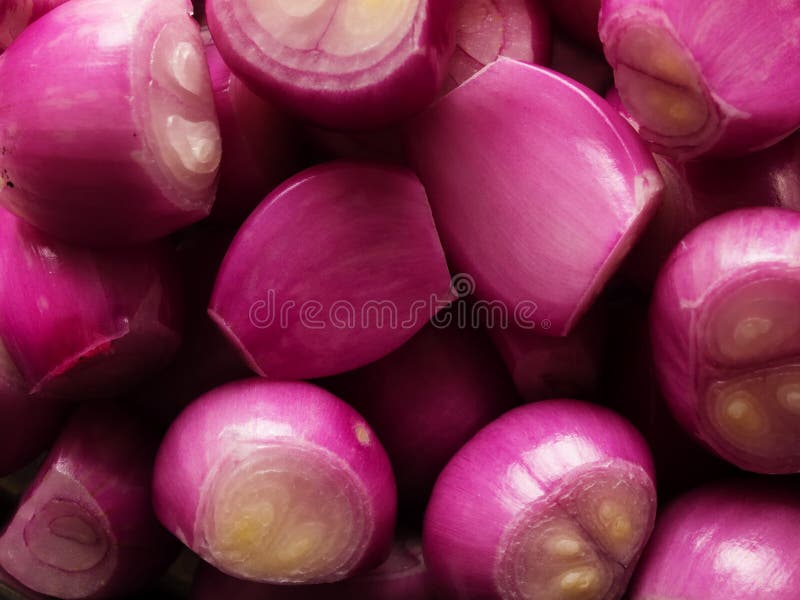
<box><xmin>132</xmin><ymin>226</ymin><xmax>250</xmax><ymax>430</ymax></box>
<box><xmin>0</xmin><ymin>209</ymin><xmax>182</xmax><ymax>400</ymax></box>
<box><xmin>651</xmin><ymin>208</ymin><xmax>800</xmax><ymax>473</ymax></box>
<box><xmin>0</xmin><ymin>0</ymin><xmax>221</xmax><ymax>246</ymax></box>
<box><xmin>209</xmin><ymin>161</ymin><xmax>454</xmax><ymax>381</ymax></box>
<box><xmin>424</xmin><ymin>399</ymin><xmax>657</xmax><ymax>600</ymax></box>
<box><xmin>600</xmin><ymin>0</ymin><xmax>800</xmax><ymax>159</ymax></box>
<box><xmin>205</xmin><ymin>0</ymin><xmax>457</xmax><ymax>130</ymax></box>
<box><xmin>152</xmin><ymin>379</ymin><xmax>397</xmax><ymax>585</ymax></box>
<box><xmin>443</xmin><ymin>0</ymin><xmax>551</xmax><ymax>93</ymax></box>
<box><xmin>629</xmin><ymin>481</ymin><xmax>800</xmax><ymax>600</ymax></box>
<box><xmin>324</xmin><ymin>319</ymin><xmax>516</xmax><ymax>507</ymax></box>
<box><xmin>0</xmin><ymin>340</ymin><xmax>65</xmax><ymax>476</ymax></box>
<box><xmin>602</xmin><ymin>298</ymin><xmax>738</xmax><ymax>500</ymax></box>
<box><xmin>407</xmin><ymin>58</ymin><xmax>663</xmax><ymax>337</ymax></box>
<box><xmin>607</xmin><ymin>90</ymin><xmax>800</xmax><ymax>286</ymax></box>
<box><xmin>0</xmin><ymin>406</ymin><xmax>178</xmax><ymax>600</ymax></box>
<box><xmin>624</xmin><ymin>136</ymin><xmax>800</xmax><ymax>287</ymax></box>
<box><xmin>204</xmin><ymin>41</ymin><xmax>299</xmax><ymax>225</ymax></box>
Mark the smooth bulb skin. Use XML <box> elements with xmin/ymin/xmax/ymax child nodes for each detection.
<box><xmin>407</xmin><ymin>58</ymin><xmax>663</xmax><ymax>337</ymax></box>
<box><xmin>0</xmin><ymin>340</ymin><xmax>66</xmax><ymax>476</ymax></box>
<box><xmin>630</xmin><ymin>481</ymin><xmax>800</xmax><ymax>600</ymax></box>
<box><xmin>0</xmin><ymin>208</ymin><xmax>182</xmax><ymax>400</ymax></box>
<box><xmin>620</xmin><ymin>146</ymin><xmax>800</xmax><ymax>288</ymax></box>
<box><xmin>153</xmin><ymin>379</ymin><xmax>397</xmax><ymax>585</ymax></box>
<box><xmin>424</xmin><ymin>399</ymin><xmax>657</xmax><ymax>600</ymax></box>
<box><xmin>209</xmin><ymin>161</ymin><xmax>453</xmax><ymax>381</ymax></box>
<box><xmin>600</xmin><ymin>0</ymin><xmax>800</xmax><ymax>159</ymax></box>
<box><xmin>443</xmin><ymin>0</ymin><xmax>551</xmax><ymax>93</ymax></box>
<box><xmin>0</xmin><ymin>0</ymin><xmax>220</xmax><ymax>246</ymax></box>
<box><xmin>607</xmin><ymin>91</ymin><xmax>800</xmax><ymax>287</ymax></box>
<box><xmin>602</xmin><ymin>298</ymin><xmax>738</xmax><ymax>500</ymax></box>
<box><xmin>323</xmin><ymin>318</ymin><xmax>516</xmax><ymax>508</ymax></box>
<box><xmin>131</xmin><ymin>226</ymin><xmax>251</xmax><ymax>431</ymax></box>
<box><xmin>651</xmin><ymin>208</ymin><xmax>800</xmax><ymax>474</ymax></box>
<box><xmin>206</xmin><ymin>0</ymin><xmax>457</xmax><ymax>129</ymax></box>
<box><xmin>204</xmin><ymin>40</ymin><xmax>300</xmax><ymax>225</ymax></box>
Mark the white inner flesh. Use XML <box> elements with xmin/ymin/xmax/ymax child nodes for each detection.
<box><xmin>164</xmin><ymin>116</ymin><xmax>221</xmax><ymax>174</ymax></box>
<box><xmin>613</xmin><ymin>24</ymin><xmax>709</xmax><ymax>138</ymax></box>
<box><xmin>169</xmin><ymin>42</ymin><xmax>208</xmax><ymax>96</ymax></box>
<box><xmin>206</xmin><ymin>446</ymin><xmax>364</xmax><ymax>582</ymax></box>
<box><xmin>707</xmin><ymin>369</ymin><xmax>800</xmax><ymax>463</ymax></box>
<box><xmin>320</xmin><ymin>0</ymin><xmax>418</xmax><ymax>57</ymax></box>
<box><xmin>710</xmin><ymin>279</ymin><xmax>800</xmax><ymax>365</ymax></box>
<box><xmin>567</xmin><ymin>476</ymin><xmax>651</xmax><ymax>567</ymax></box>
<box><xmin>777</xmin><ymin>382</ymin><xmax>800</xmax><ymax>415</ymax></box>
<box><xmin>149</xmin><ymin>21</ymin><xmax>221</xmax><ymax>192</ymax></box>
<box><xmin>719</xmin><ymin>390</ymin><xmax>768</xmax><ymax>436</ymax></box>
<box><xmin>246</xmin><ymin>0</ymin><xmax>419</xmax><ymax>58</ymax></box>
<box><xmin>512</xmin><ymin>513</ymin><xmax>613</xmax><ymax>600</ymax></box>
<box><xmin>558</xmin><ymin>567</ymin><xmax>603</xmax><ymax>598</ymax></box>
<box><xmin>276</xmin><ymin>0</ymin><xmax>330</xmax><ymax>17</ymax></box>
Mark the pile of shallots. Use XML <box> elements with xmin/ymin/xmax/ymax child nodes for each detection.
<box><xmin>0</xmin><ymin>0</ymin><xmax>799</xmax><ymax>598</ymax></box>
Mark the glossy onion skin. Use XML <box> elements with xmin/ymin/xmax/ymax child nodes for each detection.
<box><xmin>600</xmin><ymin>0</ymin><xmax>800</xmax><ymax>159</ymax></box>
<box><xmin>191</xmin><ymin>538</ymin><xmax>436</xmax><ymax>600</ymax></box>
<box><xmin>424</xmin><ymin>399</ymin><xmax>657</xmax><ymax>600</ymax></box>
<box><xmin>678</xmin><ymin>132</ymin><xmax>800</xmax><ymax>214</ymax></box>
<box><xmin>132</xmin><ymin>226</ymin><xmax>250</xmax><ymax>430</ymax></box>
<box><xmin>0</xmin><ymin>340</ymin><xmax>65</xmax><ymax>476</ymax></box>
<box><xmin>607</xmin><ymin>91</ymin><xmax>800</xmax><ymax>218</ymax></box>
<box><xmin>630</xmin><ymin>481</ymin><xmax>800</xmax><ymax>600</ymax></box>
<box><xmin>0</xmin><ymin>0</ymin><xmax>219</xmax><ymax>247</ymax></box>
<box><xmin>205</xmin><ymin>41</ymin><xmax>299</xmax><ymax>225</ymax></box>
<box><xmin>152</xmin><ymin>379</ymin><xmax>397</xmax><ymax>584</ymax></box>
<box><xmin>0</xmin><ymin>406</ymin><xmax>179</xmax><ymax>599</ymax></box>
<box><xmin>625</xmin><ymin>140</ymin><xmax>800</xmax><ymax>287</ymax></box>
<box><xmin>443</xmin><ymin>0</ymin><xmax>551</xmax><ymax>93</ymax></box>
<box><xmin>607</xmin><ymin>91</ymin><xmax>800</xmax><ymax>286</ymax></box>
<box><xmin>650</xmin><ymin>208</ymin><xmax>800</xmax><ymax>473</ymax></box>
<box><xmin>602</xmin><ymin>298</ymin><xmax>737</xmax><ymax>500</ymax></box>
<box><xmin>324</xmin><ymin>319</ymin><xmax>516</xmax><ymax>507</ymax></box>
<box><xmin>205</xmin><ymin>0</ymin><xmax>457</xmax><ymax>130</ymax></box>
<box><xmin>0</xmin><ymin>209</ymin><xmax>182</xmax><ymax>400</ymax></box>
<box><xmin>209</xmin><ymin>161</ymin><xmax>453</xmax><ymax>381</ymax></box>
<box><xmin>407</xmin><ymin>58</ymin><xmax>662</xmax><ymax>337</ymax></box>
